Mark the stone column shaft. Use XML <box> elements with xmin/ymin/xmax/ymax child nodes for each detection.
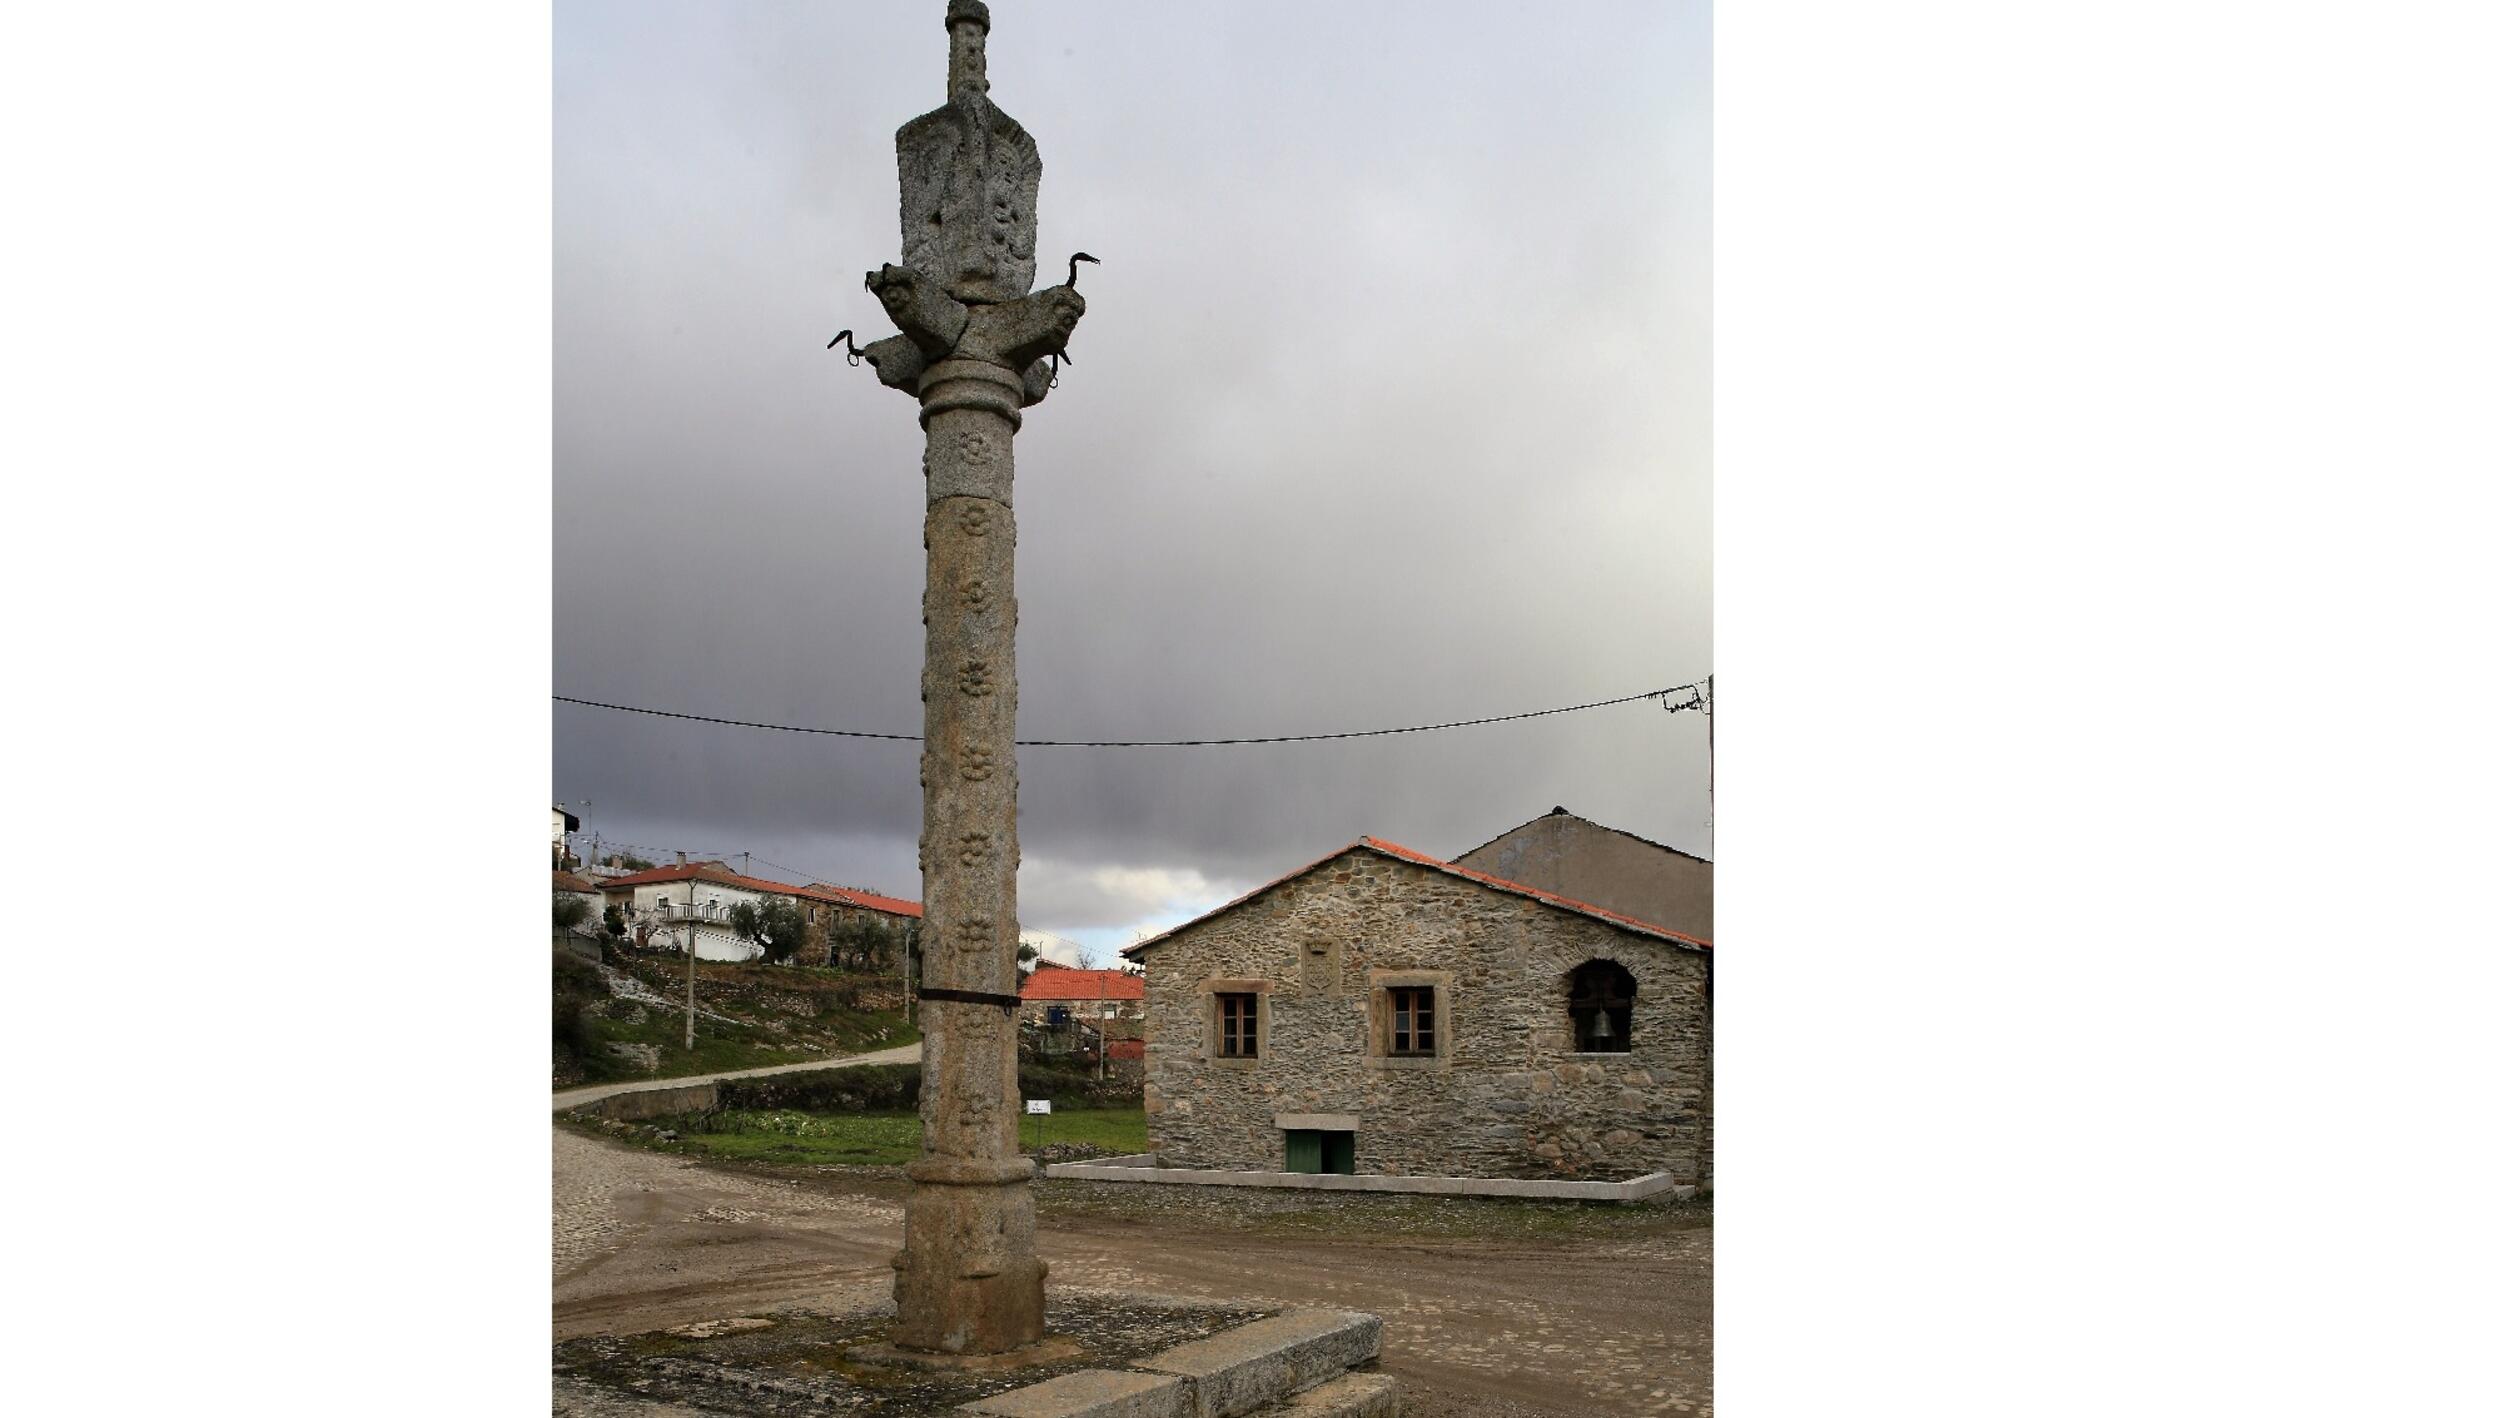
<box><xmin>891</xmin><ymin>356</ymin><xmax>1045</xmax><ymax>1354</ymax></box>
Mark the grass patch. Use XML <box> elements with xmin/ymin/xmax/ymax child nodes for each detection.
<box><xmin>625</xmin><ymin>1106</ymin><xmax>1150</xmax><ymax>1168</ymax></box>
<box><xmin>1021</xmin><ymin>1107</ymin><xmax>1149</xmax><ymax>1154</ymax></box>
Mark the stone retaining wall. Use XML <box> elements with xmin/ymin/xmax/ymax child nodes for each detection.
<box><xmin>1045</xmin><ymin>1154</ymin><xmax>1694</xmax><ymax>1202</ymax></box>
<box><xmin>576</xmin><ymin>1080</ymin><xmax>717</xmax><ymax>1121</ymax></box>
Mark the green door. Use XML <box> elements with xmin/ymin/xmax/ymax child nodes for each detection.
<box><xmin>1321</xmin><ymin>1131</ymin><xmax>1356</xmax><ymax>1175</ymax></box>
<box><xmin>1284</xmin><ymin>1129</ymin><xmax>1322</xmax><ymax>1174</ymax></box>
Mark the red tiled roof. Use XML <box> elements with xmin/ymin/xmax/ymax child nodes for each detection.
<box><xmin>1020</xmin><ymin>969</ymin><xmax>1145</xmax><ymax>1002</ymax></box>
<box><xmin>553</xmin><ymin>870</ymin><xmax>599</xmax><ymax>893</ymax></box>
<box><xmin>801</xmin><ymin>883</ymin><xmax>925</xmax><ymax>919</ymax></box>
<box><xmin>1121</xmin><ymin>836</ymin><xmax>1711</xmax><ymax>957</ymax></box>
<box><xmin>598</xmin><ymin>863</ymin><xmax>923</xmax><ymax>918</ymax></box>
<box><xmin>597</xmin><ymin>862</ymin><xmax>753</xmax><ymax>890</ymax></box>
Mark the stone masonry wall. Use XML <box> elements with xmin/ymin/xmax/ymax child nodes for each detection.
<box><xmin>1139</xmin><ymin>849</ymin><xmax>1711</xmax><ymax>1183</ymax></box>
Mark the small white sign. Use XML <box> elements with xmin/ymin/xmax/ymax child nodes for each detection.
<box><xmin>1025</xmin><ymin>1100</ymin><xmax>1052</xmax><ymax>1115</ymax></box>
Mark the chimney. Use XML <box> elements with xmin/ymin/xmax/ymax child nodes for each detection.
<box><xmin>676</xmin><ymin>850</ymin><xmax>687</xmax><ymax>866</ymax></box>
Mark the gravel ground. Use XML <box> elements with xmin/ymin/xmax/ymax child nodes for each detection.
<box><xmin>555</xmin><ymin>1124</ymin><xmax>1710</xmax><ymax>1415</ymax></box>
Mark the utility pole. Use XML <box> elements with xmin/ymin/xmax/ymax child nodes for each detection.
<box><xmin>685</xmin><ymin>877</ymin><xmax>699</xmax><ymax>1051</ymax></box>
<box><xmin>1705</xmin><ymin>674</ymin><xmax>1715</xmax><ymax>856</ymax></box>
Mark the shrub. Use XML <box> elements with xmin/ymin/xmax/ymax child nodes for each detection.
<box><xmin>710</xmin><ymin>1056</ymin><xmax>1133</xmax><ymax>1116</ymax></box>
<box><xmin>718</xmin><ymin>1062</ymin><xmax>922</xmax><ymax>1113</ymax></box>
<box><xmin>553</xmin><ymin>951</ymin><xmax>610</xmax><ymax>1067</ymax></box>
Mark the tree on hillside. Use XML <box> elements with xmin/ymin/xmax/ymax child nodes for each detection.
<box><xmin>729</xmin><ymin>897</ymin><xmax>810</xmax><ymax>964</ymax></box>
<box><xmin>827</xmin><ymin>914</ymin><xmax>914</xmax><ymax>972</ymax></box>
<box><xmin>554</xmin><ymin>894</ymin><xmax>591</xmax><ymax>931</ymax></box>
<box><xmin>610</xmin><ymin>853</ymin><xmax>655</xmax><ymax>872</ymax></box>
<box><xmin>601</xmin><ymin>902</ymin><xmax>627</xmax><ymax>940</ymax></box>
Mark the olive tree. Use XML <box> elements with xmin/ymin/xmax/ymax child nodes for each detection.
<box><xmin>729</xmin><ymin>897</ymin><xmax>811</xmax><ymax>964</ymax></box>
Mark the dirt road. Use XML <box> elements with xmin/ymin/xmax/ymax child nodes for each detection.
<box><xmin>552</xmin><ymin>1121</ymin><xmax>1710</xmax><ymax>1416</ymax></box>
<box><xmin>551</xmin><ymin>1041</ymin><xmax>924</xmax><ymax>1112</ymax></box>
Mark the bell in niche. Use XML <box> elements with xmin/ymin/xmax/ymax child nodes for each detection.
<box><xmin>1589</xmin><ymin>1009</ymin><xmax>1616</xmax><ymax>1046</ymax></box>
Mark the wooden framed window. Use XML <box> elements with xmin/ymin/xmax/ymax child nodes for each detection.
<box><xmin>1387</xmin><ymin>985</ymin><xmax>1436</xmax><ymax>1056</ymax></box>
<box><xmin>1217</xmin><ymin>991</ymin><xmax>1259</xmax><ymax>1058</ymax></box>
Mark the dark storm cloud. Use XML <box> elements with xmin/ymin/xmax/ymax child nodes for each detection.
<box><xmin>555</xmin><ymin>1</ymin><xmax>1712</xmax><ymax>934</ymax></box>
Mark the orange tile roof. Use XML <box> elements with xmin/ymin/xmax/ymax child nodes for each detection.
<box><xmin>1020</xmin><ymin>968</ymin><xmax>1145</xmax><ymax>1002</ymax></box>
<box><xmin>800</xmin><ymin>883</ymin><xmax>925</xmax><ymax>919</ymax></box>
<box><xmin>1122</xmin><ymin>836</ymin><xmax>1711</xmax><ymax>957</ymax></box>
<box><xmin>598</xmin><ymin>863</ymin><xmax>922</xmax><ymax>918</ymax></box>
<box><xmin>596</xmin><ymin>862</ymin><xmax>752</xmax><ymax>890</ymax></box>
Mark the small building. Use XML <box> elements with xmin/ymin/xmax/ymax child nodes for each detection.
<box><xmin>1020</xmin><ymin>965</ymin><xmax>1145</xmax><ymax>1030</ymax></box>
<box><xmin>1451</xmin><ymin>806</ymin><xmax>1711</xmax><ymax>941</ymax></box>
<box><xmin>1127</xmin><ymin>835</ymin><xmax>1711</xmax><ymax>1185</ymax></box>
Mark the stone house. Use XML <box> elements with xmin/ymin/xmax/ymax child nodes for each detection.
<box><xmin>1125</xmin><ymin>835</ymin><xmax>1712</xmax><ymax>1185</ymax></box>
<box><xmin>796</xmin><ymin>882</ymin><xmax>925</xmax><ymax>969</ymax></box>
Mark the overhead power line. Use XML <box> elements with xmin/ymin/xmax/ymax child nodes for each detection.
<box><xmin>554</xmin><ymin>680</ymin><xmax>1709</xmax><ymax>749</ymax></box>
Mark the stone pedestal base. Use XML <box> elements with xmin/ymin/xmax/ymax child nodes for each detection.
<box><xmin>891</xmin><ymin>1156</ymin><xmax>1048</xmax><ymax>1353</ymax></box>
<box><xmin>846</xmin><ymin>1332</ymin><xmax>1086</xmax><ymax>1374</ymax></box>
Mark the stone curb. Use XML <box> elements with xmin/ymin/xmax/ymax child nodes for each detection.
<box><xmin>1133</xmin><ymin>1310</ymin><xmax>1383</xmax><ymax>1418</ymax></box>
<box><xmin>1270</xmin><ymin>1372</ymin><xmax>1399</xmax><ymax>1418</ymax></box>
<box><xmin>950</xmin><ymin>1309</ymin><xmax>1388</xmax><ymax>1418</ymax></box>
<box><xmin>960</xmin><ymin>1368</ymin><xmax>1188</xmax><ymax>1418</ymax></box>
<box><xmin>1045</xmin><ymin>1155</ymin><xmax>1693</xmax><ymax>1202</ymax></box>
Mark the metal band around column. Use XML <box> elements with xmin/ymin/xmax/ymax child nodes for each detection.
<box><xmin>916</xmin><ymin>984</ymin><xmax>1025</xmax><ymax>1009</ymax></box>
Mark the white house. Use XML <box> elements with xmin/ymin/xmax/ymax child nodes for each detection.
<box><xmin>594</xmin><ymin>859</ymin><xmax>926</xmax><ymax>965</ymax></box>
<box><xmin>597</xmin><ymin>861</ymin><xmax>782</xmax><ymax>962</ymax></box>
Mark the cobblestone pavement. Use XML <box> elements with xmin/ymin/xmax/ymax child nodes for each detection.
<box><xmin>554</xmin><ymin>1122</ymin><xmax>1709</xmax><ymax>1416</ymax></box>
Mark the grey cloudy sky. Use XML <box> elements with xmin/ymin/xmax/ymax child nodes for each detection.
<box><xmin>554</xmin><ymin>0</ymin><xmax>1712</xmax><ymax>957</ymax></box>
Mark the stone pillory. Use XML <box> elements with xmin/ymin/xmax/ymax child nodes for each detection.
<box><xmin>1125</xmin><ymin>834</ymin><xmax>1715</xmax><ymax>1186</ymax></box>
<box><xmin>845</xmin><ymin>0</ymin><xmax>1090</xmax><ymax>1357</ymax></box>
